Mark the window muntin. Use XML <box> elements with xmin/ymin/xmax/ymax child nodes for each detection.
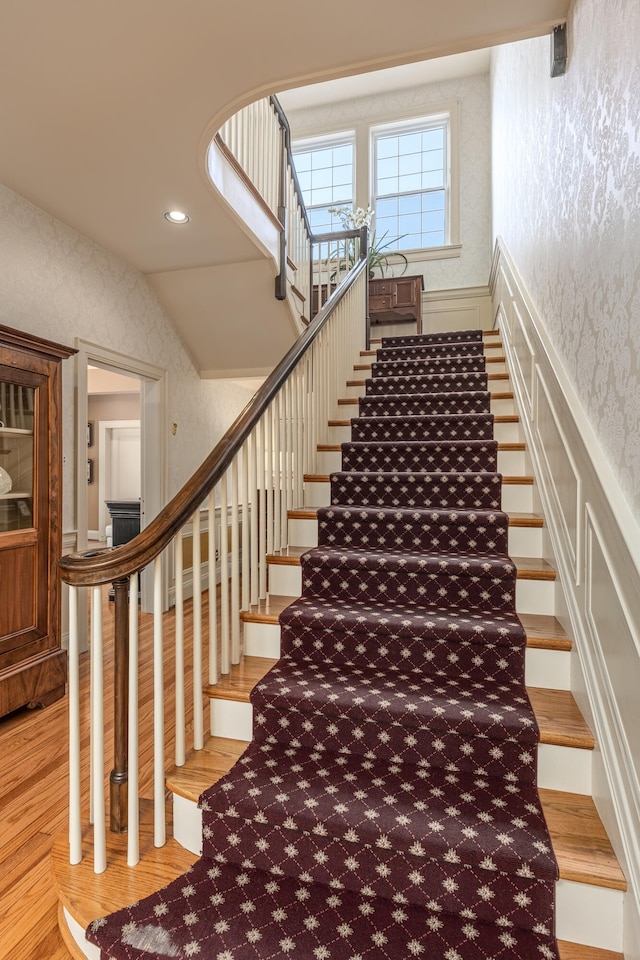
<box><xmin>373</xmin><ymin>120</ymin><xmax>448</xmax><ymax>250</ymax></box>
<box><xmin>293</xmin><ymin>137</ymin><xmax>354</xmax><ymax>235</ymax></box>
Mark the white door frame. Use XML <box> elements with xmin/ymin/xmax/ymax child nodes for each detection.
<box><xmin>75</xmin><ymin>339</ymin><xmax>168</xmax><ymax>621</ymax></box>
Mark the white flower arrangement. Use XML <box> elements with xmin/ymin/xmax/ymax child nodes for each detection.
<box><xmin>328</xmin><ymin>205</ymin><xmax>407</xmax><ymax>278</ymax></box>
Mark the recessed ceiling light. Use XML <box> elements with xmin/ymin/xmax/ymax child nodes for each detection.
<box><xmin>164</xmin><ymin>209</ymin><xmax>190</xmax><ymax>224</ymax></box>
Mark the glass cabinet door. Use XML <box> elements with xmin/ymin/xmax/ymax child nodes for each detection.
<box><xmin>0</xmin><ymin>380</ymin><xmax>34</xmax><ymax>532</ymax></box>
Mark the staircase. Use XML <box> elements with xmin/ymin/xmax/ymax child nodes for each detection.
<box><xmin>53</xmin><ymin>328</ymin><xmax>626</xmax><ymax>959</ymax></box>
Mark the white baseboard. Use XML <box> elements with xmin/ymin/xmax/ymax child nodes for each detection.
<box><xmin>490</xmin><ymin>237</ymin><xmax>640</xmax><ymax>948</ymax></box>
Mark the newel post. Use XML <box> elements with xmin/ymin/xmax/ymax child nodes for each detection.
<box><xmin>110</xmin><ymin>577</ymin><xmax>129</xmax><ymax>832</ymax></box>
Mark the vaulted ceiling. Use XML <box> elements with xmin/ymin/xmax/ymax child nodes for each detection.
<box><xmin>0</xmin><ymin>0</ymin><xmax>569</xmax><ymax>371</ymax></box>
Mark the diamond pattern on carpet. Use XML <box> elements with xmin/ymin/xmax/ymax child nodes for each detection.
<box><xmin>86</xmin><ymin>329</ymin><xmax>560</xmax><ymax>960</ymax></box>
<box><xmin>330</xmin><ymin>471</ymin><xmax>504</xmax><ymax>509</ymax></box>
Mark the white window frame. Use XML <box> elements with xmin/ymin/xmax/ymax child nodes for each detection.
<box><xmin>370</xmin><ymin>102</ymin><xmax>460</xmax><ymax>256</ymax></box>
<box><xmin>291</xmin><ymin>130</ymin><xmax>356</xmax><ymax>235</ymax></box>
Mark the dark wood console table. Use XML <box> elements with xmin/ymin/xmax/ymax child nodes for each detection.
<box><xmin>369</xmin><ymin>274</ymin><xmax>424</xmax><ymax>333</ymax></box>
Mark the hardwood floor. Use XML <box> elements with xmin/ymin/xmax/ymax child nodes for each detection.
<box><xmin>0</xmin><ymin>586</ymin><xmax>209</xmax><ymax>960</ymax></box>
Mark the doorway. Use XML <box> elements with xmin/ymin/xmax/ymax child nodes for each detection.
<box><xmin>75</xmin><ymin>339</ymin><xmax>168</xmax><ymax>620</ymax></box>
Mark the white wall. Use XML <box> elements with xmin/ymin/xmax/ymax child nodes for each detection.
<box><xmin>491</xmin><ymin>0</ymin><xmax>640</xmax><ymax>519</ymax></box>
<box><xmin>284</xmin><ymin>73</ymin><xmax>492</xmax><ymax>292</ymax></box>
<box><xmin>0</xmin><ymin>184</ymin><xmax>257</xmax><ymax>534</ymax></box>
<box><xmin>491</xmin><ymin>3</ymin><xmax>640</xmax><ymax>952</ymax></box>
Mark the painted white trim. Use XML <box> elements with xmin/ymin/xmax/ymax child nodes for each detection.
<box><xmin>422</xmin><ymin>284</ymin><xmax>490</xmax><ymax>302</ymax></box>
<box><xmin>62</xmin><ymin>906</ymin><xmax>101</xmax><ymax>960</ymax></box>
<box><xmin>490</xmin><ymin>237</ymin><xmax>640</xmax><ymax>946</ymax></box>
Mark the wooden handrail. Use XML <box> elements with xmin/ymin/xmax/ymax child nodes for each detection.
<box><xmin>269</xmin><ymin>95</ymin><xmax>311</xmax><ymax>237</ymax></box>
<box><xmin>59</xmin><ymin>259</ymin><xmax>368</xmax><ymax>588</ymax></box>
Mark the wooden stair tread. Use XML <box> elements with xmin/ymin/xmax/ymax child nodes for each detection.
<box><xmin>317</xmin><ymin>442</ymin><xmax>526</xmax><ymax>452</ymax></box>
<box><xmin>289</xmin><ymin>505</ymin><xmax>541</xmax><ymax>528</ymax></box>
<box><xmin>166</xmin><ymin>737</ymin><xmax>248</xmax><ymax>799</ymax></box>
<box><xmin>346</xmin><ymin>373</ymin><xmax>510</xmax><ymax>385</ymax></box>
<box><xmin>353</xmin><ymin>354</ymin><xmax>506</xmax><ymax>370</ymax></box>
<box><xmin>540</xmin><ymin>789</ymin><xmax>626</xmax><ymax>891</ymax></box>
<box><xmin>202</xmin><ymin>655</ymin><xmax>276</xmax><ymax>701</ymax></box>
<box><xmin>305</xmin><ymin>473</ymin><xmax>534</xmax><ymax>485</ymax></box>
<box><xmin>51</xmin><ymin>801</ymin><xmax>197</xmax><ymax>932</ymax></box>
<box><xmin>242</xmin><ymin>597</ymin><xmax>569</xmax><ymax>653</ymax></box>
<box><xmin>519</xmin><ymin>612</ymin><xmax>572</xmax><ymax>650</ymax></box>
<box><xmin>558</xmin><ymin>942</ymin><xmax>623</xmax><ymax>960</ymax></box>
<box><xmin>529</xmin><ymin>687</ymin><xmax>595</xmax><ymax>749</ymax></box>
<box><xmin>328</xmin><ymin>415</ymin><xmax>520</xmax><ymax>426</ymax></box>
<box><xmin>338</xmin><ymin>389</ymin><xmax>513</xmax><ymax>404</ymax></box>
<box><xmin>267</xmin><ymin>546</ymin><xmax>555</xmax><ymax>581</ymax></box>
<box><xmin>51</xmin><ymin>806</ymin><xmax>624</xmax><ymax>955</ymax></box>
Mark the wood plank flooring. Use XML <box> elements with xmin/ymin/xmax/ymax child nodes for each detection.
<box><xmin>0</xmin><ymin>585</ymin><xmax>209</xmax><ymax>960</ymax></box>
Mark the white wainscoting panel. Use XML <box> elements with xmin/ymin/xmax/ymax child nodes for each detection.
<box><xmin>512</xmin><ymin>301</ymin><xmax>534</xmax><ymax>419</ymax></box>
<box><xmin>534</xmin><ymin>370</ymin><xmax>582</xmax><ymax>585</ymax></box>
<box><xmin>422</xmin><ymin>286</ymin><xmax>492</xmax><ymax>334</ymax></box>
<box><xmin>490</xmin><ymin>237</ymin><xmax>640</xmax><ymax>949</ymax></box>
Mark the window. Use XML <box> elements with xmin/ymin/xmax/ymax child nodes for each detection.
<box><xmin>373</xmin><ymin>117</ymin><xmax>448</xmax><ymax>251</ymax></box>
<box><xmin>292</xmin><ymin>135</ymin><xmax>354</xmax><ymax>234</ymax></box>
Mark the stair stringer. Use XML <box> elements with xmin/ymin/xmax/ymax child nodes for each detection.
<box><xmin>492</xmin><ymin>238</ymin><xmax>640</xmax><ymax>957</ymax></box>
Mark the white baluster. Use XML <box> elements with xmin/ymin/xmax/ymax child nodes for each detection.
<box><xmin>231</xmin><ymin>456</ymin><xmax>240</xmax><ymax>664</ymax></box>
<box><xmin>127</xmin><ymin>572</ymin><xmax>139</xmax><ymax>867</ymax></box>
<box><xmin>153</xmin><ymin>556</ymin><xmax>165</xmax><ymax>848</ymax></box>
<box><xmin>260</xmin><ymin>414</ymin><xmax>268</xmax><ymax>600</ymax></box>
<box><xmin>174</xmin><ymin>532</ymin><xmax>185</xmax><ymax>767</ymax></box>
<box><xmin>208</xmin><ymin>489</ymin><xmax>218</xmax><ymax>686</ymax></box>
<box><xmin>220</xmin><ymin>471</ymin><xmax>230</xmax><ymax>675</ymax></box>
<box><xmin>250</xmin><ymin>428</ymin><xmax>259</xmax><ymax>607</ymax></box>
<box><xmin>90</xmin><ymin>585</ymin><xmax>106</xmax><ymax>873</ymax></box>
<box><xmin>273</xmin><ymin>393</ymin><xmax>281</xmax><ymax>553</ymax></box>
<box><xmin>242</xmin><ymin>439</ymin><xmax>250</xmax><ymax>611</ymax></box>
<box><xmin>192</xmin><ymin>508</ymin><xmax>203</xmax><ymax>750</ymax></box>
<box><xmin>68</xmin><ymin>585</ymin><xmax>82</xmax><ymax>865</ymax></box>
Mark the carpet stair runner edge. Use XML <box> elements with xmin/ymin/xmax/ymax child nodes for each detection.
<box><xmin>82</xmin><ymin>329</ymin><xmax>624</xmax><ymax>960</ymax></box>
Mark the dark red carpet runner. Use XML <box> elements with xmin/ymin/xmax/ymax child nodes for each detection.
<box><xmin>88</xmin><ymin>330</ymin><xmax>560</xmax><ymax>959</ymax></box>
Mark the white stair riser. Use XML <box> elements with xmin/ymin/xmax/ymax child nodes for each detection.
<box><xmin>501</xmin><ymin>483</ymin><xmax>533</xmax><ymax>513</ymax></box>
<box><xmin>174</xmin><ymin>792</ymin><xmax>203</xmax><ymax>855</ymax></box>
<box><xmin>289</xmin><ymin>515</ymin><xmax>543</xmax><ymax>558</ymax></box>
<box><xmin>317</xmin><ymin>448</ymin><xmax>527</xmax><ymax>476</ymax></box>
<box><xmin>243</xmin><ymin>617</ymin><xmax>571</xmax><ymax>692</ymax></box>
<box><xmin>62</xmin><ymin>909</ymin><xmax>101</xmax><ymax>960</ymax></box>
<box><xmin>526</xmin><ymin>646</ymin><xmax>571</xmax><ymax>690</ymax></box>
<box><xmin>210</xmin><ymin>698</ymin><xmax>253</xmax><ymax>741</ymax></box>
<box><xmin>555</xmin><ymin>880</ymin><xmax>623</xmax><ymax>952</ymax></box>
<box><xmin>490</xmin><ymin>397</ymin><xmax>515</xmax><ymax>415</ymax></box>
<box><xmin>537</xmin><ymin>741</ymin><xmax>592</xmax><ymax>794</ymax></box>
<box><xmin>305</xmin><ymin>480</ymin><xmax>534</xmax><ymax>513</ymax></box>
<box><xmin>244</xmin><ymin>620</ymin><xmax>282</xmax><ymax>659</ymax></box>
<box><xmin>516</xmin><ymin>577</ymin><xmax>555</xmax><ymax>616</ymax></box>
<box><xmin>170</xmin><ymin>797</ymin><xmax>622</xmax><ymax>951</ymax></box>
<box><xmin>327</xmin><ymin>420</ymin><xmax>523</xmax><ymax>445</ymax></box>
<box><xmin>268</xmin><ymin>561</ymin><xmax>555</xmax><ymax>617</ymax></box>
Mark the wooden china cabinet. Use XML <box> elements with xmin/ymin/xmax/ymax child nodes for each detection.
<box><xmin>0</xmin><ymin>324</ymin><xmax>75</xmax><ymax>718</ymax></box>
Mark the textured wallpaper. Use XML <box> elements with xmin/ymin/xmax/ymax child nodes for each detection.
<box><xmin>285</xmin><ymin>73</ymin><xmax>492</xmax><ymax>291</ymax></box>
<box><xmin>0</xmin><ymin>184</ymin><xmax>256</xmax><ymax>530</ymax></box>
<box><xmin>491</xmin><ymin>0</ymin><xmax>640</xmax><ymax>517</ymax></box>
